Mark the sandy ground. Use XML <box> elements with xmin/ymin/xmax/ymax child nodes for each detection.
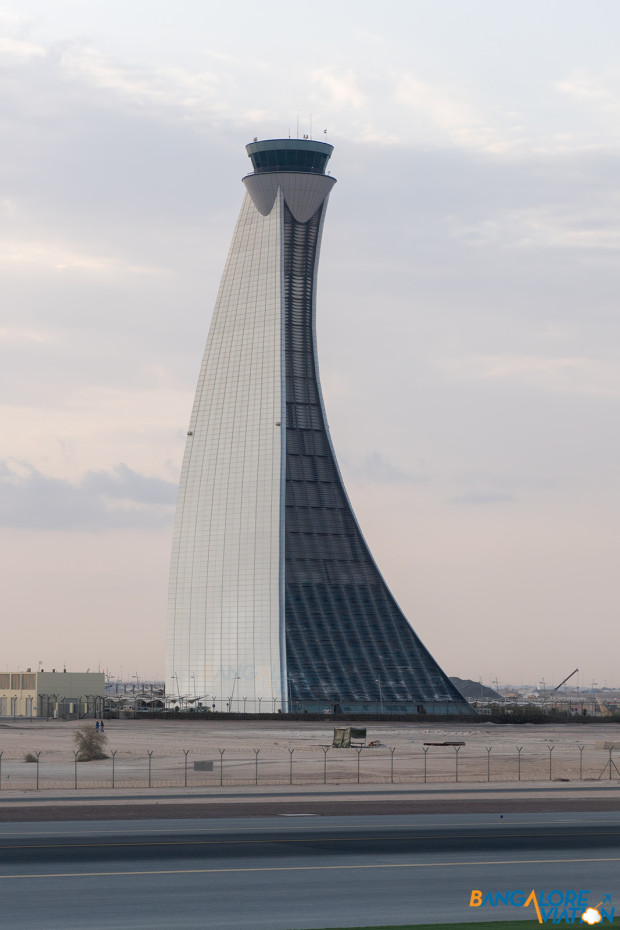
<box><xmin>0</xmin><ymin>718</ymin><xmax>618</xmax><ymax>791</ymax></box>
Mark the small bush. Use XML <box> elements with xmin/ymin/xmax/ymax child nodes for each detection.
<box><xmin>74</xmin><ymin>724</ymin><xmax>108</xmax><ymax>761</ymax></box>
<box><xmin>24</xmin><ymin>753</ymin><xmax>38</xmax><ymax>763</ymax></box>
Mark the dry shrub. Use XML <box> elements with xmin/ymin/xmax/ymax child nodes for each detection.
<box><xmin>74</xmin><ymin>725</ymin><xmax>108</xmax><ymax>761</ymax></box>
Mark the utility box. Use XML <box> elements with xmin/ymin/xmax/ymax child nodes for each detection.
<box><xmin>332</xmin><ymin>727</ymin><xmax>367</xmax><ymax>748</ymax></box>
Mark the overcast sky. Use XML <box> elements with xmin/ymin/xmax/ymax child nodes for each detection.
<box><xmin>1</xmin><ymin>1</ymin><xmax>619</xmax><ymax>690</ymax></box>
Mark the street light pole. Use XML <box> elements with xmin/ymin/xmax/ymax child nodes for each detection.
<box><xmin>229</xmin><ymin>674</ymin><xmax>240</xmax><ymax>712</ymax></box>
<box><xmin>375</xmin><ymin>677</ymin><xmax>383</xmax><ymax>715</ymax></box>
<box><xmin>172</xmin><ymin>674</ymin><xmax>182</xmax><ymax>712</ymax></box>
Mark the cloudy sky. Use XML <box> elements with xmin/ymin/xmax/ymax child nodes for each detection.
<box><xmin>2</xmin><ymin>0</ymin><xmax>619</xmax><ymax>689</ymax></box>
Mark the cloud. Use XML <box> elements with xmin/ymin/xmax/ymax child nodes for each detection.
<box><xmin>0</xmin><ymin>461</ymin><xmax>176</xmax><ymax>530</ymax></box>
<box><xmin>58</xmin><ymin>44</ymin><xmax>222</xmax><ymax>119</ymax></box>
<box><xmin>439</xmin><ymin>355</ymin><xmax>620</xmax><ymax>398</ymax></box>
<box><xmin>81</xmin><ymin>463</ymin><xmax>176</xmax><ymax>506</ymax></box>
<box><xmin>557</xmin><ymin>70</ymin><xmax>620</xmax><ymax>110</ymax></box>
<box><xmin>0</xmin><ymin>237</ymin><xmax>161</xmax><ymax>274</ymax></box>
<box><xmin>0</xmin><ymin>36</ymin><xmax>44</xmax><ymax>59</ymax></box>
<box><xmin>344</xmin><ymin>451</ymin><xmax>428</xmax><ymax>485</ymax></box>
<box><xmin>449</xmin><ymin>204</ymin><xmax>620</xmax><ymax>252</ymax></box>
<box><xmin>311</xmin><ymin>67</ymin><xmax>366</xmax><ymax>109</ymax></box>
<box><xmin>394</xmin><ymin>72</ymin><xmax>513</xmax><ymax>153</ymax></box>
<box><xmin>0</xmin><ymin>326</ymin><xmax>57</xmax><ymax>344</ymax></box>
<box><xmin>450</xmin><ymin>490</ymin><xmax>514</xmax><ymax>505</ymax></box>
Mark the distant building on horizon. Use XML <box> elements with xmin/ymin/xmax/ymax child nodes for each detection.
<box><xmin>166</xmin><ymin>137</ymin><xmax>470</xmax><ymax>715</ymax></box>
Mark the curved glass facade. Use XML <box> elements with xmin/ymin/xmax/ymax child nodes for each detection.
<box><xmin>282</xmin><ymin>201</ymin><xmax>469</xmax><ymax>714</ymax></box>
<box><xmin>246</xmin><ymin>138</ymin><xmax>333</xmax><ymax>176</ymax></box>
<box><xmin>249</xmin><ymin>147</ymin><xmax>330</xmax><ymax>175</ymax></box>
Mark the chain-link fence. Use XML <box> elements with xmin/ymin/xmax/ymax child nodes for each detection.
<box><xmin>1</xmin><ymin>743</ymin><xmax>619</xmax><ymax>790</ymax></box>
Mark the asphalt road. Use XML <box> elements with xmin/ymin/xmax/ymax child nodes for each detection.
<box><xmin>0</xmin><ymin>812</ymin><xmax>617</xmax><ymax>929</ymax></box>
<box><xmin>2</xmin><ymin>788</ymin><xmax>620</xmax><ymax>822</ymax></box>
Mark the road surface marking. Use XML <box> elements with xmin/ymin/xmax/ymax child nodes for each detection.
<box><xmin>1</xmin><ymin>827</ymin><xmax>619</xmax><ymax>851</ymax></box>
<box><xmin>1</xmin><ymin>855</ymin><xmax>620</xmax><ymax>880</ymax></box>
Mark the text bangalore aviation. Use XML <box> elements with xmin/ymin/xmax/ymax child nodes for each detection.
<box><xmin>469</xmin><ymin>889</ymin><xmax>614</xmax><ymax>924</ymax></box>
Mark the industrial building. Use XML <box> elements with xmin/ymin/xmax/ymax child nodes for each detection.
<box><xmin>0</xmin><ymin>669</ymin><xmax>105</xmax><ymax>718</ymax></box>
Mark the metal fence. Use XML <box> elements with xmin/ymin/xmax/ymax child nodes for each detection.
<box><xmin>1</xmin><ymin>744</ymin><xmax>618</xmax><ymax>791</ymax></box>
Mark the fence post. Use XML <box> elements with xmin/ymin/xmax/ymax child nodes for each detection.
<box><xmin>183</xmin><ymin>749</ymin><xmax>190</xmax><ymax>788</ymax></box>
<box><xmin>356</xmin><ymin>747</ymin><xmax>362</xmax><ymax>784</ymax></box>
<box><xmin>147</xmin><ymin>750</ymin><xmax>153</xmax><ymax>788</ymax></box>
<box><xmin>35</xmin><ymin>751</ymin><xmax>41</xmax><ymax>790</ymax></box>
<box><xmin>288</xmin><ymin>748</ymin><xmax>294</xmax><ymax>785</ymax></box>
<box><xmin>73</xmin><ymin>750</ymin><xmax>79</xmax><ymax>790</ymax></box>
<box><xmin>578</xmin><ymin>745</ymin><xmax>584</xmax><ymax>781</ymax></box>
<box><xmin>0</xmin><ymin>751</ymin><xmax>3</xmax><ymax>790</ymax></box>
<box><xmin>423</xmin><ymin>746</ymin><xmax>429</xmax><ymax>783</ymax></box>
<box><xmin>454</xmin><ymin>746</ymin><xmax>460</xmax><ymax>783</ymax></box>
<box><xmin>111</xmin><ymin>750</ymin><xmax>117</xmax><ymax>788</ymax></box>
<box><xmin>517</xmin><ymin>746</ymin><xmax>523</xmax><ymax>782</ymax></box>
<box><xmin>596</xmin><ymin>748</ymin><xmax>620</xmax><ymax>780</ymax></box>
<box><xmin>218</xmin><ymin>749</ymin><xmax>225</xmax><ymax>786</ymax></box>
<box><xmin>254</xmin><ymin>749</ymin><xmax>260</xmax><ymax>786</ymax></box>
<box><xmin>486</xmin><ymin>747</ymin><xmax>492</xmax><ymax>783</ymax></box>
<box><xmin>322</xmin><ymin>747</ymin><xmax>328</xmax><ymax>784</ymax></box>
<box><xmin>389</xmin><ymin>747</ymin><xmax>395</xmax><ymax>784</ymax></box>
<box><xmin>548</xmin><ymin>745</ymin><xmax>554</xmax><ymax>781</ymax></box>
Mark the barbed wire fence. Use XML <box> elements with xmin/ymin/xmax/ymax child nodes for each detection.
<box><xmin>0</xmin><ymin>744</ymin><xmax>618</xmax><ymax>791</ymax></box>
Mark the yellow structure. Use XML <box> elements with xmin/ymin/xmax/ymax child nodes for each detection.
<box><xmin>0</xmin><ymin>669</ymin><xmax>105</xmax><ymax>718</ymax></box>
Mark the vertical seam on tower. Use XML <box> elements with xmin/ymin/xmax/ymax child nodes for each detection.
<box><xmin>278</xmin><ymin>188</ymin><xmax>288</xmax><ymax>710</ymax></box>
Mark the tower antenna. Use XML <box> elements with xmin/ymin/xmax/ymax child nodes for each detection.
<box><xmin>310</xmin><ymin>113</ymin><xmax>312</xmax><ymax>140</ymax></box>
<box><xmin>296</xmin><ymin>113</ymin><xmax>299</xmax><ymax>138</ymax></box>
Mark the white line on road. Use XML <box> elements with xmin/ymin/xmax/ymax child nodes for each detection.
<box><xmin>0</xmin><ymin>814</ymin><xmax>617</xmax><ymax>839</ymax></box>
<box><xmin>2</xmin><ymin>826</ymin><xmax>620</xmax><ymax>850</ymax></box>
<box><xmin>1</xmin><ymin>855</ymin><xmax>620</xmax><ymax>880</ymax></box>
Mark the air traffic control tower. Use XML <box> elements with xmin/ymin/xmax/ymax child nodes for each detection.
<box><xmin>166</xmin><ymin>138</ymin><xmax>470</xmax><ymax>715</ymax></box>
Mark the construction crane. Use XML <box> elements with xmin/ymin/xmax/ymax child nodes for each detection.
<box><xmin>595</xmin><ymin>695</ymin><xmax>612</xmax><ymax>717</ymax></box>
<box><xmin>552</xmin><ymin>668</ymin><xmax>579</xmax><ymax>692</ymax></box>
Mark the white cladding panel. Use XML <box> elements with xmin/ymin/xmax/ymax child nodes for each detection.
<box><xmin>243</xmin><ymin>172</ymin><xmax>336</xmax><ymax>222</ymax></box>
<box><xmin>167</xmin><ymin>191</ymin><xmax>283</xmax><ymax>707</ymax></box>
